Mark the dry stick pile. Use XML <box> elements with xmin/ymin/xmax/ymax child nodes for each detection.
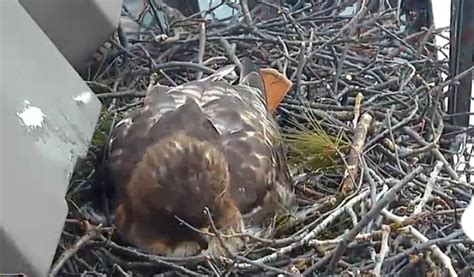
<box><xmin>51</xmin><ymin>1</ymin><xmax>474</xmax><ymax>276</ymax></box>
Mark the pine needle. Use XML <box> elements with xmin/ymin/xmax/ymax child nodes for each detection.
<box><xmin>282</xmin><ymin>103</ymin><xmax>349</xmax><ymax>171</ymax></box>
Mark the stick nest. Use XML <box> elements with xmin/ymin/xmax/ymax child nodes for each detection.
<box><xmin>51</xmin><ymin>1</ymin><xmax>474</xmax><ymax>276</ymax></box>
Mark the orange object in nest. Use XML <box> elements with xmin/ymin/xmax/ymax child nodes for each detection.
<box><xmin>261</xmin><ymin>67</ymin><xmax>293</xmax><ymax>113</ymax></box>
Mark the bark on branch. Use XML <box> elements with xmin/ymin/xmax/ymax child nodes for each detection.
<box><xmin>340</xmin><ymin>112</ymin><xmax>374</xmax><ymax>195</ymax></box>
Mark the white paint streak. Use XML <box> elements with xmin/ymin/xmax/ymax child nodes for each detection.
<box><xmin>461</xmin><ymin>197</ymin><xmax>474</xmax><ymax>241</ymax></box>
<box><xmin>17</xmin><ymin>100</ymin><xmax>45</xmax><ymax>128</ymax></box>
<box><xmin>73</xmin><ymin>91</ymin><xmax>94</xmax><ymax>104</ymax></box>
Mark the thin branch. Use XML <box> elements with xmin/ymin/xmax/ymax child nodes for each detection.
<box><xmin>340</xmin><ymin>112</ymin><xmax>374</xmax><ymax>195</ymax></box>
<box><xmin>372</xmin><ymin>225</ymin><xmax>391</xmax><ymax>276</ymax></box>
<box><xmin>326</xmin><ymin>166</ymin><xmax>423</xmax><ymax>273</ymax></box>
<box><xmin>413</xmin><ymin>161</ymin><xmax>443</xmax><ymax>215</ymax></box>
<box><xmin>196</xmin><ymin>22</ymin><xmax>207</xmax><ymax>80</ymax></box>
<box><xmin>49</xmin><ymin>223</ymin><xmax>104</xmax><ymax>276</ymax></box>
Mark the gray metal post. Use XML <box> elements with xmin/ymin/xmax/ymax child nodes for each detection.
<box><xmin>448</xmin><ymin>0</ymin><xmax>474</xmax><ymax>127</ymax></box>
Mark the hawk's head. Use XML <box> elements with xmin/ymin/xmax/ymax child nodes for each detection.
<box><xmin>115</xmin><ymin>132</ymin><xmax>247</xmax><ymax>256</ymax></box>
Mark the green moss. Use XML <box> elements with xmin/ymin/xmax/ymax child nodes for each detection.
<box><xmin>90</xmin><ymin>107</ymin><xmax>117</xmax><ymax>148</ymax></box>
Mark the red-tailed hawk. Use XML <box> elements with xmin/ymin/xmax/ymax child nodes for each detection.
<box><xmin>106</xmin><ymin>58</ymin><xmax>295</xmax><ymax>257</ymax></box>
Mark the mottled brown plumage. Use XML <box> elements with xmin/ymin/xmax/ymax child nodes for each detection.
<box><xmin>106</xmin><ymin>60</ymin><xmax>295</xmax><ymax>257</ymax></box>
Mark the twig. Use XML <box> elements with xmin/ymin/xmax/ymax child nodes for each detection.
<box><xmin>413</xmin><ymin>161</ymin><xmax>443</xmax><ymax>215</ymax></box>
<box><xmin>204</xmin><ymin>208</ymin><xmax>296</xmax><ymax>275</ymax></box>
<box><xmin>352</xmin><ymin>92</ymin><xmax>363</xmax><ymax>128</ymax></box>
<box><xmin>103</xmin><ymin>240</ymin><xmax>204</xmax><ymax>276</ymax></box>
<box><xmin>402</xmin><ymin>126</ymin><xmax>459</xmax><ymax>180</ymax></box>
<box><xmin>302</xmin><ymin>252</ymin><xmax>333</xmax><ymax>276</ymax></box>
<box><xmin>340</xmin><ymin>112</ymin><xmax>374</xmax><ymax>195</ymax></box>
<box><xmin>113</xmin><ymin>264</ymin><xmax>131</xmax><ymax>276</ymax></box>
<box><xmin>326</xmin><ymin>166</ymin><xmax>423</xmax><ymax>273</ymax></box>
<box><xmin>307</xmin><ymin>229</ymin><xmax>385</xmax><ymax>247</ymax></box>
<box><xmin>294</xmin><ymin>41</ymin><xmax>307</xmax><ymax>97</ymax></box>
<box><xmin>381</xmin><ymin>210</ymin><xmax>459</xmax><ymax>277</ymax></box>
<box><xmin>151</xmin><ymin>62</ymin><xmax>218</xmax><ymax>74</ymax></box>
<box><xmin>366</xmin><ymin>229</ymin><xmax>465</xmax><ymax>270</ymax></box>
<box><xmin>204</xmin><ymin>207</ymin><xmax>233</xmax><ymax>257</ymax></box>
<box><xmin>219</xmin><ymin>37</ymin><xmax>242</xmax><ymax>70</ymax></box>
<box><xmin>240</xmin><ymin>0</ymin><xmax>255</xmax><ymax>32</ymax></box>
<box><xmin>249</xmin><ymin>190</ymin><xmax>371</xmax><ymax>265</ymax></box>
<box><xmin>49</xmin><ymin>223</ymin><xmax>104</xmax><ymax>276</ymax></box>
<box><xmin>196</xmin><ymin>22</ymin><xmax>207</xmax><ymax>80</ymax></box>
<box><xmin>417</xmin><ymin>25</ymin><xmax>435</xmax><ymax>55</ymax></box>
<box><xmin>372</xmin><ymin>225</ymin><xmax>391</xmax><ymax>276</ymax></box>
<box><xmin>96</xmin><ymin>90</ymin><xmax>146</xmax><ymax>99</ymax></box>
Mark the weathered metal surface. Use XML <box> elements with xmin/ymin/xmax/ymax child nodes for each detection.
<box><xmin>19</xmin><ymin>0</ymin><xmax>123</xmax><ymax>73</ymax></box>
<box><xmin>0</xmin><ymin>0</ymin><xmax>102</xmax><ymax>275</ymax></box>
<box><xmin>448</xmin><ymin>0</ymin><xmax>474</xmax><ymax>127</ymax></box>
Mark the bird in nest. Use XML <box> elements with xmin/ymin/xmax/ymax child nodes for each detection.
<box><xmin>105</xmin><ymin>58</ymin><xmax>295</xmax><ymax>257</ymax></box>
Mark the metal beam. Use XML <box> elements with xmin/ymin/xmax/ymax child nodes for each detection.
<box><xmin>0</xmin><ymin>0</ymin><xmax>102</xmax><ymax>275</ymax></box>
<box><xmin>447</xmin><ymin>0</ymin><xmax>474</xmax><ymax>127</ymax></box>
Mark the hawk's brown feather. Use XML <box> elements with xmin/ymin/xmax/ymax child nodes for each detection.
<box><xmin>106</xmin><ymin>62</ymin><xmax>294</xmax><ymax>257</ymax></box>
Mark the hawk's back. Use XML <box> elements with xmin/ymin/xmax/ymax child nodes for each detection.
<box><xmin>107</xmin><ymin>78</ymin><xmax>293</xmax><ymax>223</ymax></box>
